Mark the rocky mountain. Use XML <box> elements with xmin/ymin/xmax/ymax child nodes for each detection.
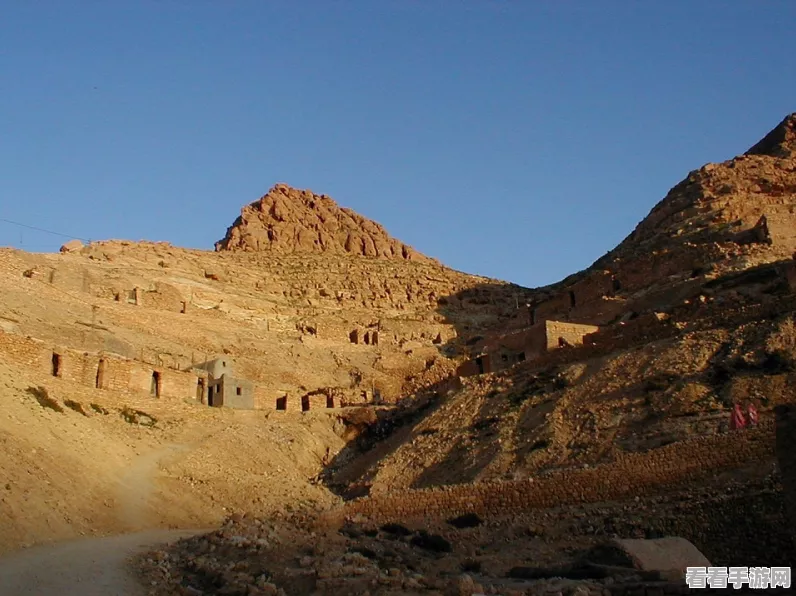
<box><xmin>607</xmin><ymin>113</ymin><xmax>796</xmax><ymax>266</ymax></box>
<box><xmin>325</xmin><ymin>113</ymin><xmax>796</xmax><ymax>494</ymax></box>
<box><xmin>747</xmin><ymin>112</ymin><xmax>796</xmax><ymax>158</ymax></box>
<box><xmin>493</xmin><ymin>114</ymin><xmax>796</xmax><ymax>331</ymax></box>
<box><xmin>215</xmin><ymin>183</ymin><xmax>432</xmax><ymax>262</ymax></box>
<box><xmin>2</xmin><ymin>114</ymin><xmax>796</xmax><ymax>590</ymax></box>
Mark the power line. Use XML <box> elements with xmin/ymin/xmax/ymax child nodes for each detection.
<box><xmin>0</xmin><ymin>217</ymin><xmax>91</xmax><ymax>243</ymax></box>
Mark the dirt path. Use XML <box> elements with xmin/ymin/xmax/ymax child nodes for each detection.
<box><xmin>0</xmin><ymin>441</ymin><xmax>212</xmax><ymax>595</ymax></box>
<box><xmin>0</xmin><ymin>530</ymin><xmax>203</xmax><ymax>596</ymax></box>
<box><xmin>117</xmin><ymin>442</ymin><xmax>194</xmax><ymax>529</ymax></box>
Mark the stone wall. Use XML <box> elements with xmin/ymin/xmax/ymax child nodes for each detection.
<box><xmin>0</xmin><ymin>329</ymin><xmax>201</xmax><ymax>402</ymax></box>
<box><xmin>459</xmin><ymin>321</ymin><xmax>599</xmax><ymax>378</ymax></box>
<box><xmin>0</xmin><ymin>331</ymin><xmax>54</xmax><ymax>374</ymax></box>
<box><xmin>531</xmin><ymin>295</ymin><xmax>796</xmax><ymax>375</ymax></box>
<box><xmin>138</xmin><ymin>282</ymin><xmax>186</xmax><ymax>312</ymax></box>
<box><xmin>568</xmin><ymin>270</ymin><xmax>615</xmax><ymax>306</ymax></box>
<box><xmin>759</xmin><ymin>210</ymin><xmax>796</xmax><ymax>252</ymax></box>
<box><xmin>533</xmin><ymin>292</ymin><xmax>573</xmax><ymax>323</ymax></box>
<box><xmin>326</xmin><ymin>422</ymin><xmax>774</xmax><ymax>525</ymax></box>
<box><xmin>253</xmin><ymin>385</ymin><xmax>277</xmax><ymax>410</ymax></box>
<box><xmin>544</xmin><ymin>320</ymin><xmax>600</xmax><ymax>348</ymax></box>
<box><xmin>459</xmin><ymin>295</ymin><xmax>796</xmax><ymax>383</ymax></box>
<box><xmin>456</xmin><ymin>354</ymin><xmax>486</xmax><ymax>377</ymax></box>
<box><xmin>302</xmin><ymin>392</ymin><xmax>331</xmax><ymax>411</ymax></box>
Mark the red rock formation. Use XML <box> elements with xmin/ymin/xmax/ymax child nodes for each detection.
<box><xmin>215</xmin><ymin>184</ymin><xmax>433</xmax><ymax>262</ymax></box>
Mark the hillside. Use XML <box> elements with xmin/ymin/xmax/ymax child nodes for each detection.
<box><xmin>326</xmin><ymin>112</ymin><xmax>796</xmax><ymax>494</ymax></box>
<box><xmin>1</xmin><ymin>114</ymin><xmax>795</xmax><ymax>595</ymax></box>
<box><xmin>0</xmin><ymin>183</ymin><xmax>532</xmax><ymax>554</ymax></box>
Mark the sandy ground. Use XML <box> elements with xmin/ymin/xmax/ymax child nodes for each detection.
<box><xmin>0</xmin><ymin>530</ymin><xmax>204</xmax><ymax>596</ymax></box>
<box><xmin>0</xmin><ymin>359</ymin><xmax>345</xmax><ymax>593</ymax></box>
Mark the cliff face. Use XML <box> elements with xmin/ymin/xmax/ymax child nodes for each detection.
<box><xmin>215</xmin><ymin>183</ymin><xmax>433</xmax><ymax>262</ymax></box>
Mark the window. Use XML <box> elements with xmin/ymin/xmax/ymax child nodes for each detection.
<box><xmin>236</xmin><ymin>387</ymin><xmax>242</xmax><ymax>396</ymax></box>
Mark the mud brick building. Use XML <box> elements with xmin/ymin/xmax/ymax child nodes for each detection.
<box><xmin>457</xmin><ymin>320</ymin><xmax>599</xmax><ymax>376</ymax></box>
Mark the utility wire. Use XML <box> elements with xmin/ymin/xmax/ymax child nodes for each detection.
<box><xmin>0</xmin><ymin>217</ymin><xmax>91</xmax><ymax>242</ymax></box>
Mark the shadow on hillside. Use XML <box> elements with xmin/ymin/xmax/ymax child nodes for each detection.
<box><xmin>319</xmin><ymin>280</ymin><xmax>535</xmax><ymax>498</ymax></box>
<box><xmin>319</xmin><ymin>258</ymin><xmax>796</xmax><ymax>499</ymax></box>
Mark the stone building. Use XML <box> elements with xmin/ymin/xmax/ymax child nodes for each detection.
<box><xmin>207</xmin><ymin>375</ymin><xmax>254</xmax><ymax>409</ymax></box>
<box><xmin>457</xmin><ymin>320</ymin><xmax>599</xmax><ymax>377</ymax></box>
<box><xmin>193</xmin><ymin>357</ymin><xmax>254</xmax><ymax>409</ymax></box>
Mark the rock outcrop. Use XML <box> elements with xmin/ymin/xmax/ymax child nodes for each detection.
<box><xmin>59</xmin><ymin>239</ymin><xmax>84</xmax><ymax>253</ymax></box>
<box><xmin>215</xmin><ymin>184</ymin><xmax>433</xmax><ymax>262</ymax></box>
<box><xmin>747</xmin><ymin>112</ymin><xmax>796</xmax><ymax>158</ymax></box>
<box><xmin>507</xmin><ymin>113</ymin><xmax>796</xmax><ymax>329</ymax></box>
<box><xmin>607</xmin><ymin>112</ymin><xmax>796</xmax><ymax>265</ymax></box>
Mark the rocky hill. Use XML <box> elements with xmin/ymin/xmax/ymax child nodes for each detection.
<box><xmin>324</xmin><ymin>113</ymin><xmax>796</xmax><ymax>494</ymax></box>
<box><xmin>1</xmin><ymin>114</ymin><xmax>796</xmax><ymax>592</ymax></box>
<box><xmin>0</xmin><ymin>184</ymin><xmax>529</xmax><ymax>553</ymax></box>
<box><xmin>605</xmin><ymin>113</ymin><xmax>796</xmax><ymax>270</ymax></box>
<box><xmin>468</xmin><ymin>113</ymin><xmax>796</xmax><ymax>335</ymax></box>
<box><xmin>215</xmin><ymin>183</ymin><xmax>432</xmax><ymax>262</ymax></box>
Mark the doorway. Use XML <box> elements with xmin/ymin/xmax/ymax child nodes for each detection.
<box><xmin>475</xmin><ymin>356</ymin><xmax>484</xmax><ymax>375</ymax></box>
<box><xmin>51</xmin><ymin>353</ymin><xmax>62</xmax><ymax>377</ymax></box>
<box><xmin>96</xmin><ymin>359</ymin><xmax>106</xmax><ymax>389</ymax></box>
<box><xmin>150</xmin><ymin>371</ymin><xmax>161</xmax><ymax>398</ymax></box>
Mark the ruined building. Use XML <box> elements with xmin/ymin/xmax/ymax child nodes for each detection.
<box><xmin>457</xmin><ymin>319</ymin><xmax>599</xmax><ymax>376</ymax></box>
<box><xmin>193</xmin><ymin>357</ymin><xmax>254</xmax><ymax>409</ymax></box>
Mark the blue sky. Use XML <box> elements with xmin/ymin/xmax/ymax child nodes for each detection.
<box><xmin>1</xmin><ymin>1</ymin><xmax>794</xmax><ymax>288</ymax></box>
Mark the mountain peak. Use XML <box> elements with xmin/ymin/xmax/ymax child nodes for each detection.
<box><xmin>746</xmin><ymin>113</ymin><xmax>796</xmax><ymax>158</ymax></box>
<box><xmin>215</xmin><ymin>184</ymin><xmax>434</xmax><ymax>262</ymax></box>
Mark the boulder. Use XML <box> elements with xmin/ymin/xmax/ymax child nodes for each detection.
<box><xmin>60</xmin><ymin>239</ymin><xmax>84</xmax><ymax>253</ymax></box>
<box><xmin>588</xmin><ymin>536</ymin><xmax>711</xmax><ymax>573</ymax></box>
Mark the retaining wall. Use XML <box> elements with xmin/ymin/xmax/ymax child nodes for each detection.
<box><xmin>326</xmin><ymin>422</ymin><xmax>774</xmax><ymax>525</ymax></box>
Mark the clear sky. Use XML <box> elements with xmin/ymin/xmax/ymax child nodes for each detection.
<box><xmin>1</xmin><ymin>1</ymin><xmax>794</xmax><ymax>288</ymax></box>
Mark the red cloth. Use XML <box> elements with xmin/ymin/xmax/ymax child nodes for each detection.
<box><xmin>730</xmin><ymin>404</ymin><xmax>747</xmax><ymax>430</ymax></box>
<box><xmin>747</xmin><ymin>404</ymin><xmax>759</xmax><ymax>426</ymax></box>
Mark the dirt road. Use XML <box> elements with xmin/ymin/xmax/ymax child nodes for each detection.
<box><xmin>0</xmin><ymin>530</ymin><xmax>202</xmax><ymax>596</ymax></box>
<box><xmin>117</xmin><ymin>442</ymin><xmax>194</xmax><ymax>529</ymax></box>
<box><xmin>0</xmin><ymin>438</ymin><xmax>211</xmax><ymax>595</ymax></box>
